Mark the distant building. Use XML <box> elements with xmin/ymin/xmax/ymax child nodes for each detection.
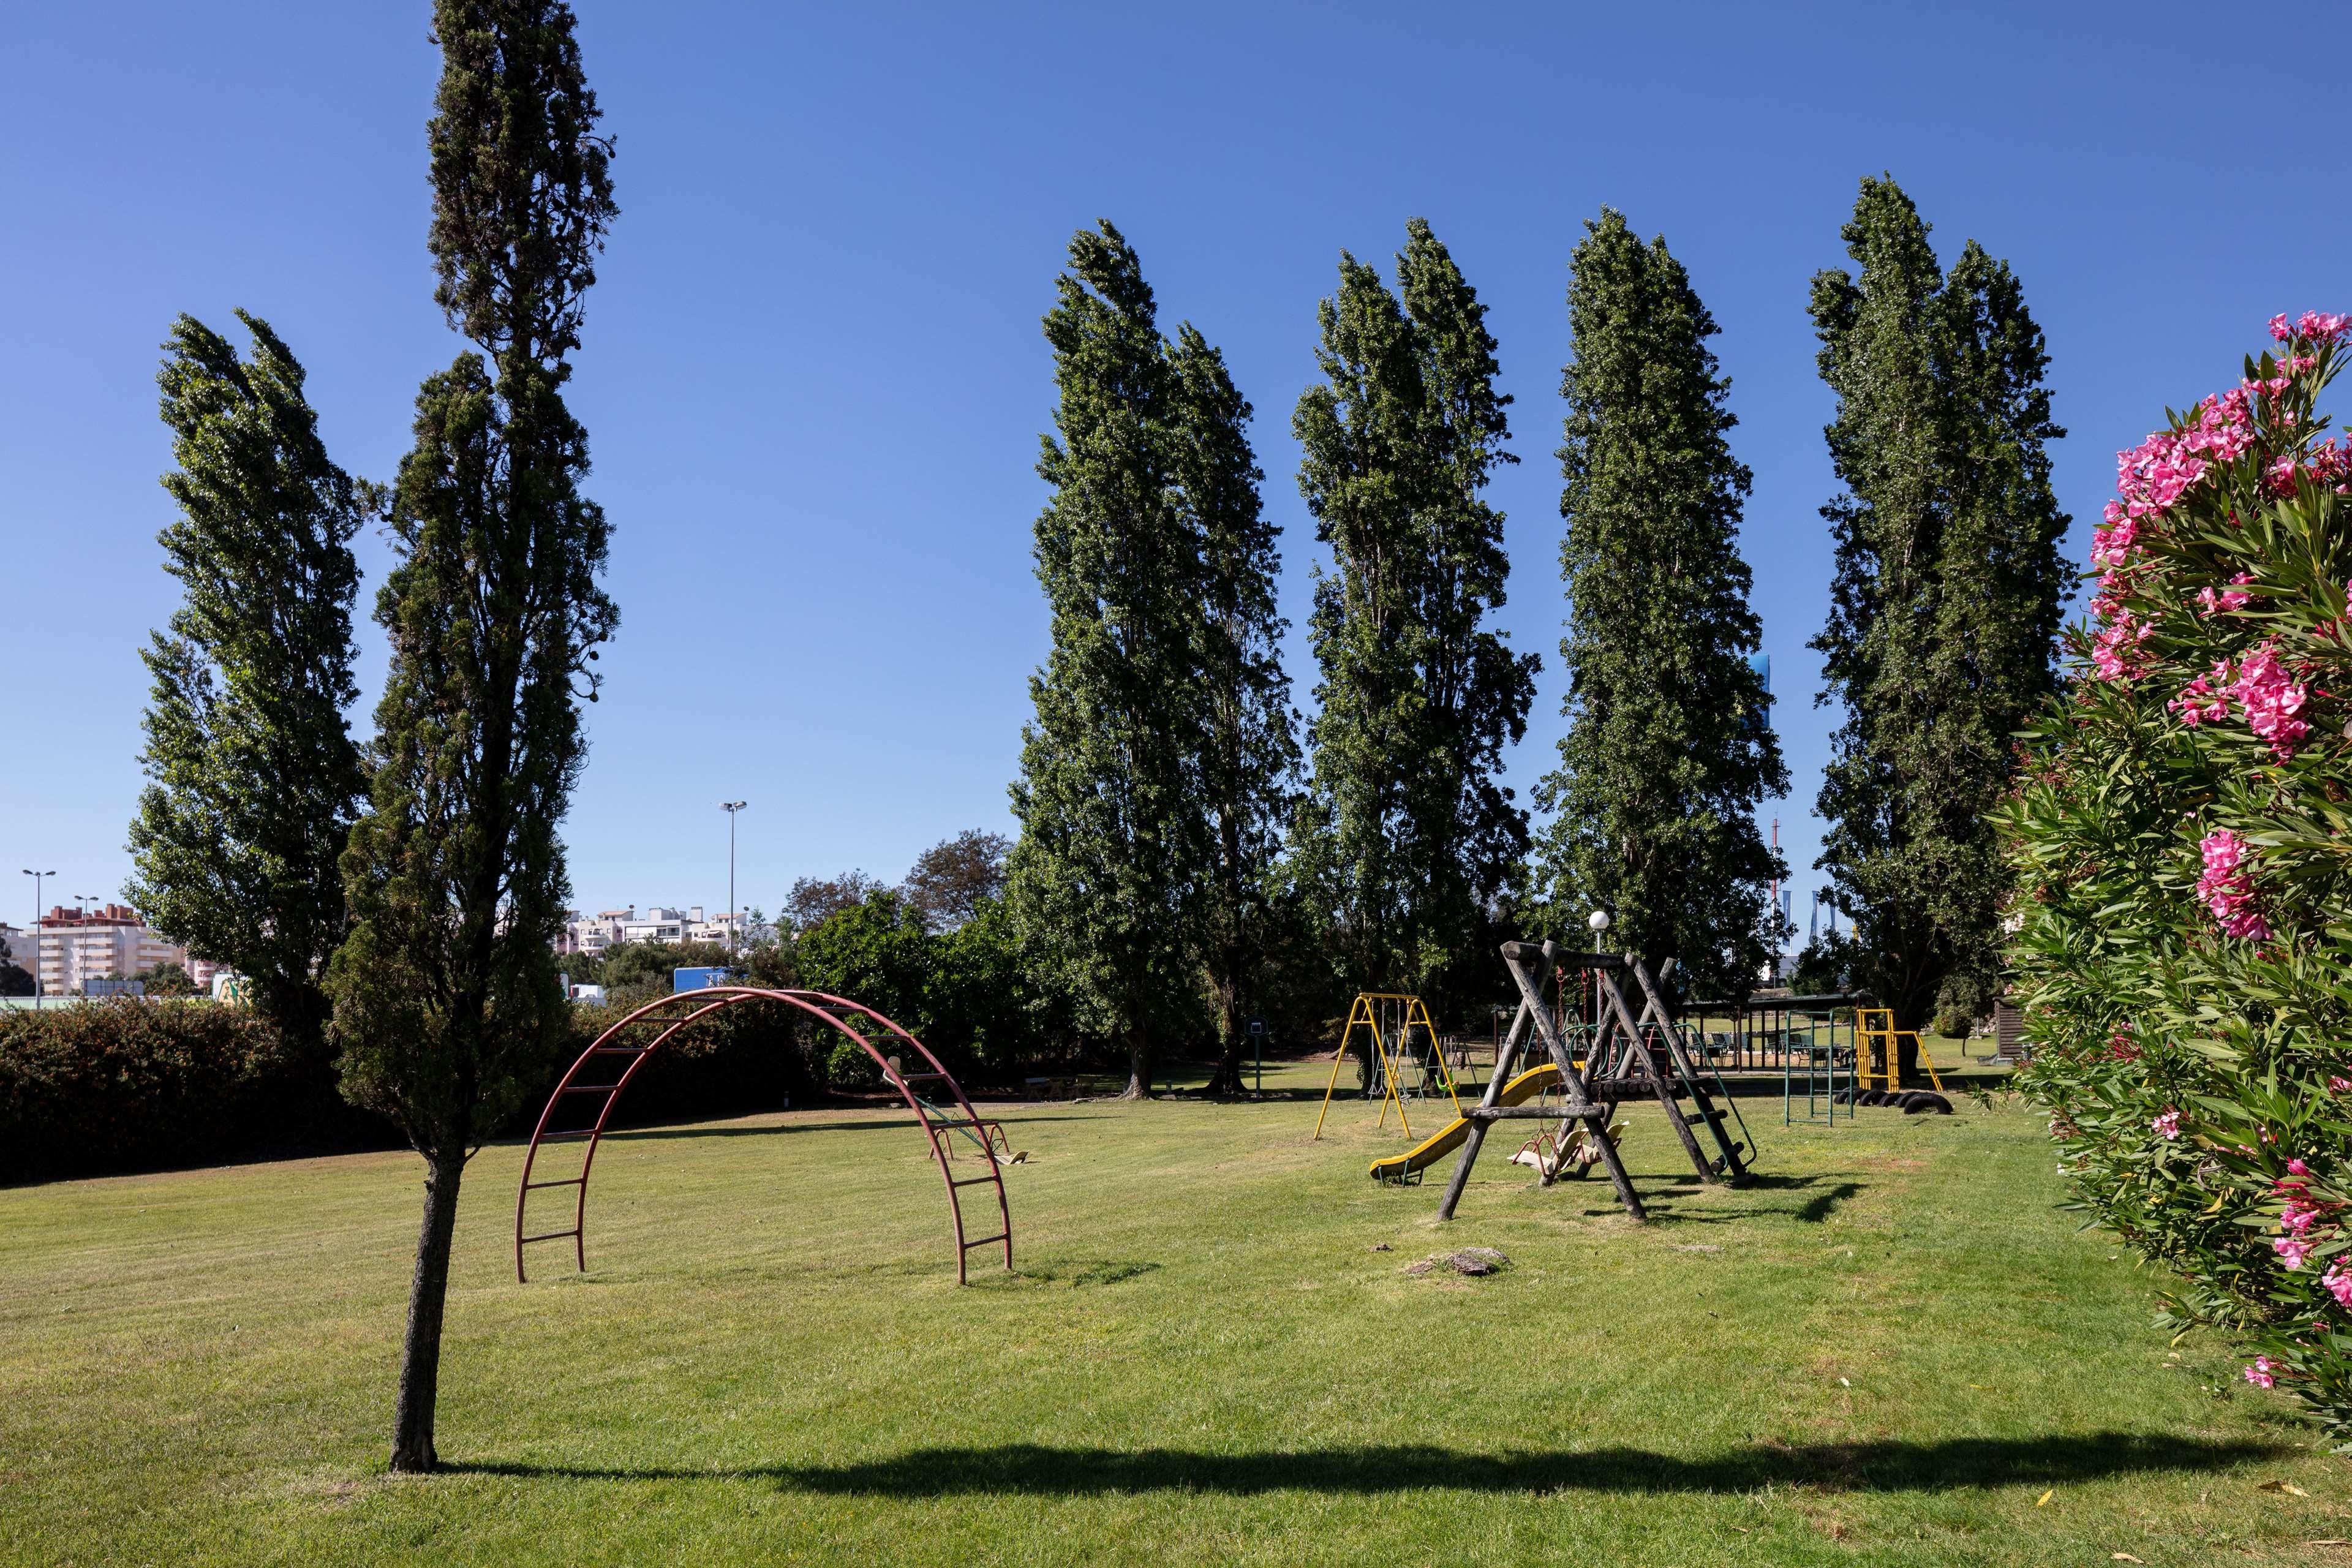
<box><xmin>30</xmin><ymin>905</ymin><xmax>187</xmax><ymax>998</ymax></box>
<box><xmin>557</xmin><ymin>905</ymin><xmax>750</xmax><ymax>954</ymax></box>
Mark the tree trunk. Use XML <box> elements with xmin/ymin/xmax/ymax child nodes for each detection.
<box><xmin>389</xmin><ymin>1150</ymin><xmax>466</xmax><ymax>1473</ymax></box>
<box><xmin>1203</xmin><ymin>976</ymin><xmax>1245</xmax><ymax>1096</ymax></box>
<box><xmin>1120</xmin><ymin>1022</ymin><xmax>1153</xmax><ymax>1100</ymax></box>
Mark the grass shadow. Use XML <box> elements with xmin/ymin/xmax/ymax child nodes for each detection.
<box><xmin>454</xmin><ymin>1432</ymin><xmax>2285</xmax><ymax>1495</ymax></box>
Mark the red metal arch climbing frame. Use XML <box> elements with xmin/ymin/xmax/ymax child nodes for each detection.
<box><xmin>513</xmin><ymin>986</ymin><xmax>1013</xmax><ymax>1285</ymax></box>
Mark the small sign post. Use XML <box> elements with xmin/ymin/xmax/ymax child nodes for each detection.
<box><xmin>1247</xmin><ymin>1016</ymin><xmax>1267</xmax><ymax>1095</ymax></box>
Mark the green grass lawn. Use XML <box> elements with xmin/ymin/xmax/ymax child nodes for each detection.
<box><xmin>3</xmin><ymin>1065</ymin><xmax>2346</xmax><ymax>1566</ymax></box>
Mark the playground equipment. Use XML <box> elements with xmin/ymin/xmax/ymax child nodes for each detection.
<box><xmin>1366</xmin><ymin>1061</ymin><xmax>1630</xmax><ymax>1184</ymax></box>
<box><xmin>1854</xmin><ymin>1008</ymin><xmax>1944</xmax><ymax>1093</ymax></box>
<box><xmin>514</xmin><ymin>986</ymin><xmax>1013</xmax><ymax>1285</ymax></box>
<box><xmin>1782</xmin><ymin>1008</ymin><xmax>1852</xmax><ymax>1125</ymax></box>
<box><xmin>1430</xmin><ymin>936</ymin><xmax>1755</xmax><ymax>1223</ymax></box>
<box><xmin>1312</xmin><ymin>993</ymin><xmax>1461</xmax><ymax>1142</ymax></box>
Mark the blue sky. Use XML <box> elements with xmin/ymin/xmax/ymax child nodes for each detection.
<box><xmin>4</xmin><ymin>2</ymin><xmax>2343</xmax><ymax>940</ymax></box>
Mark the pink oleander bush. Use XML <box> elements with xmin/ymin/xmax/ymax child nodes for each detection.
<box><xmin>2007</xmin><ymin>311</ymin><xmax>2352</xmax><ymax>1440</ymax></box>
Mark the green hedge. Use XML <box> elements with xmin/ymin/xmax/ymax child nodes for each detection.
<box><xmin>0</xmin><ymin>1001</ymin><xmax>381</xmax><ymax>1184</ymax></box>
<box><xmin>0</xmin><ymin>994</ymin><xmax>834</xmax><ymax>1186</ymax></box>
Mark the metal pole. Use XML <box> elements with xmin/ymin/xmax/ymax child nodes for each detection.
<box><xmin>20</xmin><ymin>870</ymin><xmax>55</xmax><ymax>1002</ymax></box>
<box><xmin>720</xmin><ymin>801</ymin><xmax>747</xmax><ymax>957</ymax></box>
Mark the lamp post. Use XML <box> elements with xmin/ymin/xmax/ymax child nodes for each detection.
<box><xmin>720</xmin><ymin>801</ymin><xmax>747</xmax><ymax>957</ymax></box>
<box><xmin>20</xmin><ymin>869</ymin><xmax>55</xmax><ymax>1001</ymax></box>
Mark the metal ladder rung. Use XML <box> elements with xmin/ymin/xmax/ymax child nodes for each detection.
<box><xmin>592</xmin><ymin>1045</ymin><xmax>652</xmax><ymax>1055</ymax></box>
<box><xmin>949</xmin><ymin>1175</ymin><xmax>1000</xmax><ymax>1189</ymax></box>
<box><xmin>558</xmin><ymin>1083</ymin><xmax>620</xmax><ymax>1095</ymax></box>
<box><xmin>519</xmin><ymin>1229</ymin><xmax>581</xmax><ymax>1245</ymax></box>
<box><xmin>958</xmin><ymin>1232</ymin><xmax>1009</xmax><ymax>1249</ymax></box>
<box><xmin>540</xmin><ymin>1130</ymin><xmax>598</xmax><ymax>1143</ymax></box>
<box><xmin>524</xmin><ymin>1177</ymin><xmax>586</xmax><ymax>1190</ymax></box>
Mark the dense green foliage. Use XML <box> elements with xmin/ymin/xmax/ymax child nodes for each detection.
<box><xmin>1009</xmin><ymin>223</ymin><xmax>1289</xmax><ymax>1097</ymax></box>
<box><xmin>902</xmin><ymin>829</ymin><xmax>1011</xmax><ymax>932</ymax></box>
<box><xmin>1170</xmin><ymin>324</ymin><xmax>1300</xmax><ymax>1093</ymax></box>
<box><xmin>1536</xmin><ymin>209</ymin><xmax>1785</xmax><ymax>1001</ymax></box>
<box><xmin>324</xmin><ymin>0</ymin><xmax>618</xmax><ymax>1473</ymax></box>
<box><xmin>126</xmin><ymin>312</ymin><xmax>368</xmax><ymax>1059</ymax></box>
<box><xmin>131</xmin><ymin>961</ymin><xmax>200</xmax><ymax>998</ymax></box>
<box><xmin>0</xmin><ymin>1001</ymin><xmax>374</xmax><ymax>1183</ymax></box>
<box><xmin>794</xmin><ymin>891</ymin><xmax>1061</xmax><ymax>1083</ymax></box>
<box><xmin>2010</xmin><ymin>312</ymin><xmax>2352</xmax><ymax>1440</ymax></box>
<box><xmin>1294</xmin><ymin>219</ymin><xmax>1538</xmax><ymax>993</ymax></box>
<box><xmin>1811</xmin><ymin>176</ymin><xmax>2071</xmax><ymax>1028</ymax></box>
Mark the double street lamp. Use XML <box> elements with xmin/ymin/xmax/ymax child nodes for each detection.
<box><xmin>720</xmin><ymin>801</ymin><xmax>748</xmax><ymax>957</ymax></box>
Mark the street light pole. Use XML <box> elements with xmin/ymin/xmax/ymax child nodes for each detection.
<box><xmin>720</xmin><ymin>801</ymin><xmax>748</xmax><ymax>957</ymax></box>
<box><xmin>20</xmin><ymin>869</ymin><xmax>55</xmax><ymax>1002</ymax></box>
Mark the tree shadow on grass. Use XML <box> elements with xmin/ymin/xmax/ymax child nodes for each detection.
<box><xmin>1559</xmin><ymin>1173</ymin><xmax>1864</xmax><ymax>1226</ymax></box>
<box><xmin>453</xmin><ymin>1431</ymin><xmax>2285</xmax><ymax>1494</ymax></box>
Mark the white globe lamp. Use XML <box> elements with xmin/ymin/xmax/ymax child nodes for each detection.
<box><xmin>1587</xmin><ymin>908</ymin><xmax>1611</xmax><ymax>934</ymax></box>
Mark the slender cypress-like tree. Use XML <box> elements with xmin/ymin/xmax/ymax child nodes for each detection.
<box><xmin>325</xmin><ymin>0</ymin><xmax>617</xmax><ymax>1472</ymax></box>
<box><xmin>1535</xmin><ymin>209</ymin><xmax>1786</xmax><ymax>1001</ymax></box>
<box><xmin>127</xmin><ymin>312</ymin><xmax>367</xmax><ymax>1055</ymax></box>
<box><xmin>1007</xmin><ymin>222</ymin><xmax>1202</xmax><ymax>1099</ymax></box>
<box><xmin>1169</xmin><ymin>323</ymin><xmax>1300</xmax><ymax>1095</ymax></box>
<box><xmin>1295</xmin><ymin>219</ymin><xmax>1537</xmax><ymax>992</ymax></box>
<box><xmin>1810</xmin><ymin>175</ymin><xmax>2070</xmax><ymax>1028</ymax></box>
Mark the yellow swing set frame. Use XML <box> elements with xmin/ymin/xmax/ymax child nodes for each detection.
<box><xmin>1312</xmin><ymin>992</ymin><xmax>1463</xmax><ymax>1140</ymax></box>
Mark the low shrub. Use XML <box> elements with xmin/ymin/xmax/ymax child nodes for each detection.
<box><xmin>2007</xmin><ymin>312</ymin><xmax>2352</xmax><ymax>1439</ymax></box>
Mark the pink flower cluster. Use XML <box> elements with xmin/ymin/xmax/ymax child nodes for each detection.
<box><xmin>2171</xmin><ymin>648</ymin><xmax>2312</xmax><ymax>760</ymax></box>
<box><xmin>2332</xmin><ymin>1076</ymin><xmax>2352</xmax><ymax>1093</ymax></box>
<box><xmin>2270</xmin><ymin>311</ymin><xmax>2352</xmax><ymax>345</ymax></box>
<box><xmin>2246</xmin><ymin>1356</ymin><xmax>2278</xmax><ymax>1389</ymax></box>
<box><xmin>2275</xmin><ymin>1164</ymin><xmax>2323</xmax><ymax>1270</ymax></box>
<box><xmin>2114</xmin><ymin>390</ymin><xmax>2256</xmax><ymax>525</ymax></box>
<box><xmin>2090</xmin><ymin>612</ymin><xmax>2152</xmax><ymax>682</ymax></box>
<box><xmin>2107</xmin><ymin>1024</ymin><xmax>2139</xmax><ymax>1062</ymax></box>
<box><xmin>2196</xmin><ymin>829</ymin><xmax>2271</xmax><ymax>941</ymax></box>
<box><xmin>2152</xmin><ymin>1108</ymin><xmax>2182</xmax><ymax>1140</ymax></box>
<box><xmin>2169</xmin><ymin>668</ymin><xmax>2230</xmax><ymax>726</ymax></box>
<box><xmin>2268</xmin><ymin>438</ymin><xmax>2352</xmax><ymax>498</ymax></box>
<box><xmin>2195</xmin><ymin>573</ymin><xmax>2255</xmax><ymax>617</ymax></box>
<box><xmin>2326</xmin><ymin>1262</ymin><xmax>2352</xmax><ymax>1308</ymax></box>
<box><xmin>2231</xmin><ymin>646</ymin><xmax>2312</xmax><ymax>759</ymax></box>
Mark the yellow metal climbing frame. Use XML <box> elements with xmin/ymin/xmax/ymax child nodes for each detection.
<box><xmin>1854</xmin><ymin>1008</ymin><xmax>1944</xmax><ymax>1093</ymax></box>
<box><xmin>1312</xmin><ymin>993</ymin><xmax>1461</xmax><ymax>1141</ymax></box>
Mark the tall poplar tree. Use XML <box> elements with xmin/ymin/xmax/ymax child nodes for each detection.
<box><xmin>1007</xmin><ymin>222</ymin><xmax>1202</xmax><ymax>1099</ymax></box>
<box><xmin>127</xmin><ymin>312</ymin><xmax>367</xmax><ymax>1056</ymax></box>
<box><xmin>1810</xmin><ymin>175</ymin><xmax>2070</xmax><ymax>1028</ymax></box>
<box><xmin>325</xmin><ymin>0</ymin><xmax>618</xmax><ymax>1472</ymax></box>
<box><xmin>1536</xmin><ymin>209</ymin><xmax>1785</xmax><ymax>1001</ymax></box>
<box><xmin>1170</xmin><ymin>323</ymin><xmax>1299</xmax><ymax>1095</ymax></box>
<box><xmin>1295</xmin><ymin>219</ymin><xmax>1537</xmax><ymax>992</ymax></box>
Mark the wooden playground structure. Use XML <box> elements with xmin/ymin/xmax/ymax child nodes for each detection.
<box><xmin>1345</xmin><ymin>940</ymin><xmax>1757</xmax><ymax>1219</ymax></box>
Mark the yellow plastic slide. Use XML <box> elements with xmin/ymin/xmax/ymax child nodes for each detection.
<box><xmin>1368</xmin><ymin>1063</ymin><xmax>1562</xmax><ymax>1182</ymax></box>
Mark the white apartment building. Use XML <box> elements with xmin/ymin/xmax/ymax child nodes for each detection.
<box><xmin>27</xmin><ymin>905</ymin><xmax>188</xmax><ymax>997</ymax></box>
<box><xmin>557</xmin><ymin>907</ymin><xmax>749</xmax><ymax>954</ymax></box>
